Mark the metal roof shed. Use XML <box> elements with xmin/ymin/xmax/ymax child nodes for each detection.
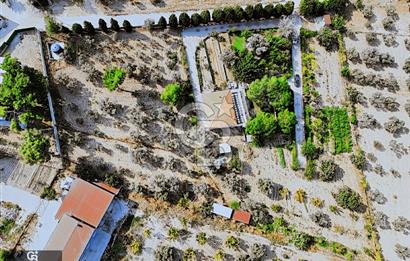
<box><xmin>212</xmin><ymin>203</ymin><xmax>233</xmax><ymax>219</ymax></box>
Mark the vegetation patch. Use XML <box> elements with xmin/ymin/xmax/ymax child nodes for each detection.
<box><xmin>322</xmin><ymin>107</ymin><xmax>352</xmax><ymax>154</ymax></box>
<box><xmin>103</xmin><ymin>67</ymin><xmax>125</xmax><ymax>91</ymax></box>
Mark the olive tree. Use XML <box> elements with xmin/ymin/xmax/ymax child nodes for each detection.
<box><xmin>334</xmin><ymin>186</ymin><xmax>362</xmax><ymax>211</ymax></box>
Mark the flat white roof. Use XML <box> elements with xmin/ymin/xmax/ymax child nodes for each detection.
<box><xmin>212</xmin><ymin>203</ymin><xmax>233</xmax><ymax>219</ymax></box>
<box><xmin>219</xmin><ymin>143</ymin><xmax>232</xmax><ymax>154</ymax></box>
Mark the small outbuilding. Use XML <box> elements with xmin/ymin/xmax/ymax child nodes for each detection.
<box><xmin>232</xmin><ymin>210</ymin><xmax>252</xmax><ymax>224</ymax></box>
<box><xmin>212</xmin><ymin>203</ymin><xmax>233</xmax><ymax>219</ymax></box>
<box><xmin>219</xmin><ymin>143</ymin><xmax>232</xmax><ymax>154</ymax></box>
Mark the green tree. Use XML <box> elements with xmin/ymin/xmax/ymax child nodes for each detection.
<box><xmin>169</xmin><ymin>14</ymin><xmax>178</xmax><ymax>28</ymax></box>
<box><xmin>232</xmin><ymin>52</ymin><xmax>264</xmax><ymax>83</ymax></box>
<box><xmin>253</xmin><ymin>3</ymin><xmax>265</xmax><ymax>19</ymax></box>
<box><xmin>200</xmin><ymin>10</ymin><xmax>211</xmax><ymax>24</ymax></box>
<box><xmin>110</xmin><ymin>18</ymin><xmax>120</xmax><ymax>32</ymax></box>
<box><xmin>191</xmin><ymin>13</ymin><xmax>202</xmax><ymax>26</ymax></box>
<box><xmin>301</xmin><ymin>137</ymin><xmax>318</xmax><ymax>159</ymax></box>
<box><xmin>160</xmin><ymin>83</ymin><xmax>183</xmax><ymax>106</ymax></box>
<box><xmin>245</xmin><ymin>112</ymin><xmax>277</xmax><ymax>143</ymax></box>
<box><xmin>157</xmin><ymin>16</ymin><xmax>167</xmax><ymax>29</ymax></box>
<box><xmin>247</xmin><ymin>75</ymin><xmax>292</xmax><ymax>112</ymax></box>
<box><xmin>72</xmin><ymin>23</ymin><xmax>83</xmax><ymax>34</ymax></box>
<box><xmin>300</xmin><ymin>0</ymin><xmax>324</xmax><ymax>17</ymax></box>
<box><xmin>20</xmin><ymin>130</ymin><xmax>50</xmax><ymax>164</ymax></box>
<box><xmin>45</xmin><ymin>16</ymin><xmax>60</xmax><ymax>35</ymax></box>
<box><xmin>234</xmin><ymin>6</ymin><xmax>245</xmax><ymax>22</ymax></box>
<box><xmin>325</xmin><ymin>0</ymin><xmax>349</xmax><ymax>13</ymax></box>
<box><xmin>264</xmin><ymin>4</ymin><xmax>275</xmax><ymax>18</ymax></box>
<box><xmin>0</xmin><ymin>55</ymin><xmax>47</xmax><ymax>122</ymax></box>
<box><xmin>291</xmin><ymin>231</ymin><xmax>314</xmax><ymax>250</ymax></box>
<box><xmin>83</xmin><ymin>21</ymin><xmax>95</xmax><ymax>34</ymax></box>
<box><xmin>179</xmin><ymin>12</ymin><xmax>191</xmax><ymax>27</ymax></box>
<box><xmin>317</xmin><ymin>28</ymin><xmax>338</xmax><ymax>51</ymax></box>
<box><xmin>244</xmin><ymin>5</ymin><xmax>254</xmax><ymax>20</ymax></box>
<box><xmin>278</xmin><ymin>109</ymin><xmax>296</xmax><ymax>134</ymax></box>
<box><xmin>123</xmin><ymin>20</ymin><xmax>133</xmax><ymax>32</ymax></box>
<box><xmin>212</xmin><ymin>8</ymin><xmax>225</xmax><ymax>23</ymax></box>
<box><xmin>283</xmin><ymin>1</ymin><xmax>295</xmax><ymax>15</ymax></box>
<box><xmin>10</xmin><ymin>118</ymin><xmax>20</xmax><ymax>132</ymax></box>
<box><xmin>223</xmin><ymin>7</ymin><xmax>235</xmax><ymax>22</ymax></box>
<box><xmin>225</xmin><ymin>235</ymin><xmax>239</xmax><ymax>249</ymax></box>
<box><xmin>98</xmin><ymin>18</ymin><xmax>108</xmax><ymax>32</ymax></box>
<box><xmin>334</xmin><ymin>186</ymin><xmax>362</xmax><ymax>211</ymax></box>
<box><xmin>103</xmin><ymin>67</ymin><xmax>125</xmax><ymax>91</ymax></box>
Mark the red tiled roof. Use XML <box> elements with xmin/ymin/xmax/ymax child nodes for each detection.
<box><xmin>55</xmin><ymin>179</ymin><xmax>115</xmax><ymax>227</ymax></box>
<box><xmin>232</xmin><ymin>210</ymin><xmax>252</xmax><ymax>224</ymax></box>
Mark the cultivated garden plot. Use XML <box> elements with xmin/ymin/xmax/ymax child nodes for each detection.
<box><xmin>344</xmin><ymin>2</ymin><xmax>410</xmax><ymax>260</ymax></box>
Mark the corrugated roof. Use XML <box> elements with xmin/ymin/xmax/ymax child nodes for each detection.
<box><xmin>45</xmin><ymin>214</ymin><xmax>94</xmax><ymax>261</ymax></box>
<box><xmin>55</xmin><ymin>179</ymin><xmax>115</xmax><ymax>227</ymax></box>
<box><xmin>212</xmin><ymin>203</ymin><xmax>233</xmax><ymax>219</ymax></box>
<box><xmin>93</xmin><ymin>182</ymin><xmax>120</xmax><ymax>195</ymax></box>
<box><xmin>232</xmin><ymin>210</ymin><xmax>252</xmax><ymax>224</ymax></box>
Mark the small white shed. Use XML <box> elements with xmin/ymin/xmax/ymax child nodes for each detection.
<box><xmin>212</xmin><ymin>203</ymin><xmax>233</xmax><ymax>219</ymax></box>
<box><xmin>219</xmin><ymin>143</ymin><xmax>232</xmax><ymax>154</ymax></box>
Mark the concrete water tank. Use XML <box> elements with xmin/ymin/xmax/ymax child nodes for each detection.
<box><xmin>51</xmin><ymin>43</ymin><xmax>63</xmax><ymax>54</ymax></box>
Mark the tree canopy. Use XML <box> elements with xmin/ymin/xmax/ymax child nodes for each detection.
<box><xmin>245</xmin><ymin>112</ymin><xmax>277</xmax><ymax>144</ymax></box>
<box><xmin>247</xmin><ymin>75</ymin><xmax>292</xmax><ymax>112</ymax></box>
<box><xmin>0</xmin><ymin>55</ymin><xmax>47</xmax><ymax>124</ymax></box>
<box><xmin>278</xmin><ymin>109</ymin><xmax>296</xmax><ymax>134</ymax></box>
<box><xmin>20</xmin><ymin>129</ymin><xmax>50</xmax><ymax>164</ymax></box>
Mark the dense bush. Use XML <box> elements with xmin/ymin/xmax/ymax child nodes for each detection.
<box><xmin>160</xmin><ymin>83</ymin><xmax>183</xmax><ymax>106</ymax></box>
<box><xmin>179</xmin><ymin>12</ymin><xmax>191</xmax><ymax>27</ymax></box>
<box><xmin>123</xmin><ymin>20</ymin><xmax>133</xmax><ymax>32</ymax></box>
<box><xmin>20</xmin><ymin>130</ymin><xmax>50</xmax><ymax>164</ymax></box>
<box><xmin>98</xmin><ymin>19</ymin><xmax>108</xmax><ymax>32</ymax></box>
<box><xmin>191</xmin><ymin>13</ymin><xmax>202</xmax><ymax>26</ymax></box>
<box><xmin>304</xmin><ymin>159</ymin><xmax>316</xmax><ymax>180</ymax></box>
<box><xmin>278</xmin><ymin>109</ymin><xmax>296</xmax><ymax>134</ymax></box>
<box><xmin>103</xmin><ymin>67</ymin><xmax>125</xmax><ymax>91</ymax></box>
<box><xmin>155</xmin><ymin>246</ymin><xmax>177</xmax><ymax>261</ymax></box>
<box><xmin>300</xmin><ymin>0</ymin><xmax>324</xmax><ymax>17</ymax></box>
<box><xmin>318</xmin><ymin>159</ymin><xmax>337</xmax><ymax>181</ymax></box>
<box><xmin>245</xmin><ymin>112</ymin><xmax>277</xmax><ymax>144</ymax></box>
<box><xmin>317</xmin><ymin>28</ymin><xmax>338</xmax><ymax>51</ymax></box>
<box><xmin>45</xmin><ymin>16</ymin><xmax>61</xmax><ymax>35</ymax></box>
<box><xmin>157</xmin><ymin>16</ymin><xmax>167</xmax><ymax>29</ymax></box>
<box><xmin>291</xmin><ymin>231</ymin><xmax>314</xmax><ymax>250</ymax></box>
<box><xmin>301</xmin><ymin>138</ymin><xmax>319</xmax><ymax>159</ymax></box>
<box><xmin>334</xmin><ymin>186</ymin><xmax>362</xmax><ymax>211</ymax></box>
<box><xmin>350</xmin><ymin>149</ymin><xmax>367</xmax><ymax>170</ymax></box>
<box><xmin>110</xmin><ymin>18</ymin><xmax>120</xmax><ymax>31</ymax></box>
<box><xmin>169</xmin><ymin>14</ymin><xmax>178</xmax><ymax>28</ymax></box>
<box><xmin>83</xmin><ymin>21</ymin><xmax>95</xmax><ymax>34</ymax></box>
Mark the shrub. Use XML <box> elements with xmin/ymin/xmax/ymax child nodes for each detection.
<box><xmin>183</xmin><ymin>248</ymin><xmax>196</xmax><ymax>261</ymax></box>
<box><xmin>20</xmin><ymin>130</ymin><xmax>50</xmax><ymax>164</ymax></box>
<box><xmin>196</xmin><ymin>232</ymin><xmax>207</xmax><ymax>245</ymax></box>
<box><xmin>45</xmin><ymin>16</ymin><xmax>60</xmax><ymax>35</ymax></box>
<box><xmin>301</xmin><ymin>138</ymin><xmax>318</xmax><ymax>159</ymax></box>
<box><xmin>310</xmin><ymin>211</ymin><xmax>332</xmax><ymax>228</ymax></box>
<box><xmin>157</xmin><ymin>16</ymin><xmax>167</xmax><ymax>29</ymax></box>
<box><xmin>245</xmin><ymin>5</ymin><xmax>254</xmax><ymax>20</ymax></box>
<box><xmin>167</xmin><ymin>227</ymin><xmax>180</xmax><ymax>240</ymax></box>
<box><xmin>110</xmin><ymin>18</ymin><xmax>120</xmax><ymax>31</ymax></box>
<box><xmin>225</xmin><ymin>235</ymin><xmax>239</xmax><ymax>249</ymax></box>
<box><xmin>278</xmin><ymin>109</ymin><xmax>296</xmax><ymax>135</ymax></box>
<box><xmin>130</xmin><ymin>239</ymin><xmax>143</xmax><ymax>255</ymax></box>
<box><xmin>341</xmin><ymin>65</ymin><xmax>350</xmax><ymax>77</ymax></box>
<box><xmin>234</xmin><ymin>6</ymin><xmax>245</xmax><ymax>22</ymax></box>
<box><xmin>291</xmin><ymin>231</ymin><xmax>314</xmax><ymax>250</ymax></box>
<box><xmin>223</xmin><ymin>7</ymin><xmax>235</xmax><ymax>22</ymax></box>
<box><xmin>304</xmin><ymin>159</ymin><xmax>316</xmax><ymax>180</ymax></box>
<box><xmin>300</xmin><ymin>0</ymin><xmax>324</xmax><ymax>17</ymax></box>
<box><xmin>245</xmin><ymin>112</ymin><xmax>277</xmax><ymax>144</ymax></box>
<box><xmin>155</xmin><ymin>246</ymin><xmax>177</xmax><ymax>261</ymax></box>
<box><xmin>160</xmin><ymin>83</ymin><xmax>183</xmax><ymax>106</ymax></box>
<box><xmin>350</xmin><ymin>149</ymin><xmax>366</xmax><ymax>170</ymax></box>
<box><xmin>334</xmin><ymin>186</ymin><xmax>362</xmax><ymax>211</ymax></box>
<box><xmin>169</xmin><ymin>14</ymin><xmax>178</xmax><ymax>28</ymax></box>
<box><xmin>271</xmin><ymin>204</ymin><xmax>283</xmax><ymax>212</ymax></box>
<box><xmin>99</xmin><ymin>19</ymin><xmax>108</xmax><ymax>32</ymax></box>
<box><xmin>229</xmin><ymin>200</ymin><xmax>240</xmax><ymax>210</ymax></box>
<box><xmin>332</xmin><ymin>14</ymin><xmax>346</xmax><ymax>32</ymax></box>
<box><xmin>103</xmin><ymin>67</ymin><xmax>125</xmax><ymax>91</ymax></box>
<box><xmin>215</xmin><ymin>250</ymin><xmax>224</xmax><ymax>261</ymax></box>
<box><xmin>40</xmin><ymin>186</ymin><xmax>56</xmax><ymax>200</ymax></box>
<box><xmin>72</xmin><ymin>23</ymin><xmax>83</xmax><ymax>34</ymax></box>
<box><xmin>123</xmin><ymin>20</ymin><xmax>132</xmax><ymax>32</ymax></box>
<box><xmin>319</xmin><ymin>159</ymin><xmax>337</xmax><ymax>181</ymax></box>
<box><xmin>317</xmin><ymin>28</ymin><xmax>338</xmax><ymax>51</ymax></box>
<box><xmin>10</xmin><ymin>118</ymin><xmax>20</xmax><ymax>132</ymax></box>
<box><xmin>253</xmin><ymin>3</ymin><xmax>265</xmax><ymax>19</ymax></box>
<box><xmin>83</xmin><ymin>21</ymin><xmax>95</xmax><ymax>34</ymax></box>
<box><xmin>310</xmin><ymin>197</ymin><xmax>323</xmax><ymax>207</ymax></box>
<box><xmin>294</xmin><ymin>189</ymin><xmax>306</xmax><ymax>203</ymax></box>
<box><xmin>291</xmin><ymin>143</ymin><xmax>299</xmax><ymax>170</ymax></box>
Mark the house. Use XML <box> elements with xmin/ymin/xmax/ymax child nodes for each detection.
<box><xmin>45</xmin><ymin>178</ymin><xmax>127</xmax><ymax>261</ymax></box>
<box><xmin>324</xmin><ymin>15</ymin><xmax>332</xmax><ymax>27</ymax></box>
<box><xmin>200</xmin><ymin>85</ymin><xmax>251</xmax><ymax>130</ymax></box>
